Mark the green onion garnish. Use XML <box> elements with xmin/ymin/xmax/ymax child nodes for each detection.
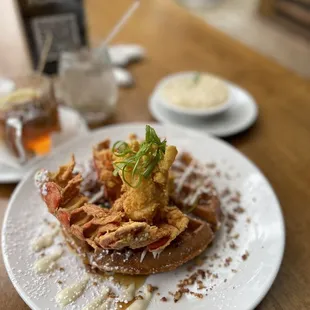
<box><xmin>112</xmin><ymin>125</ymin><xmax>167</xmax><ymax>188</ymax></box>
<box><xmin>193</xmin><ymin>72</ymin><xmax>201</xmax><ymax>85</ymax></box>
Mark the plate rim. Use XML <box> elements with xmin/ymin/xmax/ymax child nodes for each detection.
<box><xmin>2</xmin><ymin>122</ymin><xmax>285</xmax><ymax>310</ymax></box>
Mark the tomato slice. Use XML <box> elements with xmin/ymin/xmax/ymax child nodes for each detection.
<box><xmin>42</xmin><ymin>182</ymin><xmax>61</xmax><ymax>214</ymax></box>
<box><xmin>57</xmin><ymin>210</ymin><xmax>70</xmax><ymax>228</ymax></box>
<box><xmin>148</xmin><ymin>236</ymin><xmax>170</xmax><ymax>251</ymax></box>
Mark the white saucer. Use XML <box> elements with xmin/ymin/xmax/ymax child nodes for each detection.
<box><xmin>149</xmin><ymin>82</ymin><xmax>258</xmax><ymax>137</ymax></box>
<box><xmin>0</xmin><ymin>106</ymin><xmax>88</xmax><ymax>184</ymax></box>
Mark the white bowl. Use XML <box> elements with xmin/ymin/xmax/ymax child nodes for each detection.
<box><xmin>151</xmin><ymin>72</ymin><xmax>233</xmax><ymax>118</ymax></box>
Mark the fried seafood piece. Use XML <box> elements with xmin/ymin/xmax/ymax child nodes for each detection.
<box><xmin>37</xmin><ymin>156</ymin><xmax>188</xmax><ymax>252</ymax></box>
<box><xmin>93</xmin><ymin>135</ymin><xmax>180</xmax><ymax>222</ymax></box>
<box><xmin>114</xmin><ymin>142</ymin><xmax>178</xmax><ymax>223</ymax></box>
<box><xmin>92</xmin><ymin>134</ymin><xmax>139</xmax><ymax>204</ymax></box>
<box><xmin>93</xmin><ymin>139</ymin><xmax>122</xmax><ymax>203</ymax></box>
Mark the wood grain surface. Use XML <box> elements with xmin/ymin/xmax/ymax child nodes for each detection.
<box><xmin>1</xmin><ymin>0</ymin><xmax>310</xmax><ymax>309</ymax></box>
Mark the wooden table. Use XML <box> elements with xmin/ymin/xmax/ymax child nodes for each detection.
<box><xmin>1</xmin><ymin>0</ymin><xmax>310</xmax><ymax>309</ymax></box>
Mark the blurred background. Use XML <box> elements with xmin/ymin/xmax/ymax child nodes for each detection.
<box><xmin>189</xmin><ymin>0</ymin><xmax>310</xmax><ymax>77</ymax></box>
<box><xmin>0</xmin><ymin>0</ymin><xmax>309</xmax><ymax>78</ymax></box>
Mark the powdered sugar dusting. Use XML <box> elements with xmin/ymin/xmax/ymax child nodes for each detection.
<box><xmin>34</xmin><ymin>169</ymin><xmax>50</xmax><ymax>196</ymax></box>
<box><xmin>34</xmin><ymin>169</ymin><xmax>49</xmax><ymax>190</ymax></box>
<box><xmin>41</xmin><ymin>183</ymin><xmax>48</xmax><ymax>196</ymax></box>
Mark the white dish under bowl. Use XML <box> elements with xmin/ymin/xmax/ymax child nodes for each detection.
<box><xmin>151</xmin><ymin>72</ymin><xmax>233</xmax><ymax>118</ymax></box>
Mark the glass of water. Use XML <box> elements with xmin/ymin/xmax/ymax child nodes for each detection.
<box><xmin>57</xmin><ymin>46</ymin><xmax>118</xmax><ymax>125</ymax></box>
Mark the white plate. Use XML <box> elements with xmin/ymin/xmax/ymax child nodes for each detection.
<box><xmin>0</xmin><ymin>106</ymin><xmax>88</xmax><ymax>184</ymax></box>
<box><xmin>2</xmin><ymin>123</ymin><xmax>285</xmax><ymax>310</ymax></box>
<box><xmin>149</xmin><ymin>83</ymin><xmax>258</xmax><ymax>137</ymax></box>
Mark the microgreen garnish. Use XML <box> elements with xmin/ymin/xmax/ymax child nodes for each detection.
<box><xmin>112</xmin><ymin>125</ymin><xmax>167</xmax><ymax>188</ymax></box>
<box><xmin>193</xmin><ymin>72</ymin><xmax>201</xmax><ymax>85</ymax></box>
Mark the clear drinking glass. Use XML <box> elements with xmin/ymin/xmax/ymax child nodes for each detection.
<box><xmin>0</xmin><ymin>74</ymin><xmax>60</xmax><ymax>163</ymax></box>
<box><xmin>57</xmin><ymin>46</ymin><xmax>118</xmax><ymax>125</ymax></box>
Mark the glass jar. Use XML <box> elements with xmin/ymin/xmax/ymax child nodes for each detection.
<box><xmin>0</xmin><ymin>74</ymin><xmax>60</xmax><ymax>163</ymax></box>
<box><xmin>57</xmin><ymin>46</ymin><xmax>118</xmax><ymax>125</ymax></box>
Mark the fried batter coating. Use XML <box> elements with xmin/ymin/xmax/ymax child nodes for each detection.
<box><xmin>93</xmin><ymin>139</ymin><xmax>122</xmax><ymax>202</ymax></box>
<box><xmin>114</xmin><ymin>143</ymin><xmax>178</xmax><ymax>222</ymax></box>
